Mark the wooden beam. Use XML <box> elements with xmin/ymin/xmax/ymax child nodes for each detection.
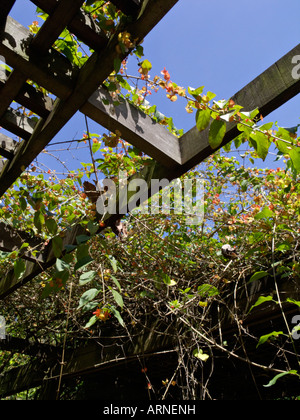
<box><xmin>0</xmin><ymin>221</ymin><xmax>45</xmax><ymax>263</ymax></box>
<box><xmin>0</xmin><ymin>70</ymin><xmax>28</xmax><ymax>122</ymax></box>
<box><xmin>30</xmin><ymin>0</ymin><xmax>86</xmax><ymax>53</ymax></box>
<box><xmin>30</xmin><ymin>0</ymin><xmax>108</xmax><ymax>52</ymax></box>
<box><xmin>82</xmin><ymin>86</ymin><xmax>181</xmax><ymax>167</ymax></box>
<box><xmin>0</xmin><ymin>0</ymin><xmax>16</xmax><ymax>24</ymax></box>
<box><xmin>0</xmin><ymin>319</ymin><xmax>175</xmax><ymax>398</ymax></box>
<box><xmin>0</xmin><ymin>17</ymin><xmax>180</xmax><ymax>166</ymax></box>
<box><xmin>0</xmin><ymin>106</ymin><xmax>36</xmax><ymax>140</ymax></box>
<box><xmin>0</xmin><ymin>1</ymin><xmax>180</xmax><ymax>196</ymax></box>
<box><xmin>0</xmin><ymin>132</ymin><xmax>18</xmax><ymax>159</ymax></box>
<box><xmin>109</xmin><ymin>0</ymin><xmax>141</xmax><ymax>16</ymax></box>
<box><xmin>0</xmin><ymin>16</ymin><xmax>76</xmax><ymax>98</ymax></box>
<box><xmin>0</xmin><ymin>222</ymin><xmax>86</xmax><ymax>299</ymax></box>
<box><xmin>0</xmin><ymin>70</ymin><xmax>53</xmax><ymax>119</ymax></box>
<box><xmin>0</xmin><ymin>334</ymin><xmax>60</xmax><ymax>356</ymax></box>
<box><xmin>0</xmin><ymin>0</ymin><xmax>85</xmax><ymax>124</ymax></box>
<box><xmin>179</xmin><ymin>43</ymin><xmax>300</xmax><ymax>169</ymax></box>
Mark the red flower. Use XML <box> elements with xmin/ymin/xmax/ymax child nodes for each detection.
<box><xmin>161</xmin><ymin>67</ymin><xmax>171</xmax><ymax>81</ymax></box>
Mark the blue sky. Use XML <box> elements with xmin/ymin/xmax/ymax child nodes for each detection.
<box><xmin>7</xmin><ymin>0</ymin><xmax>300</xmax><ymax>174</ymax></box>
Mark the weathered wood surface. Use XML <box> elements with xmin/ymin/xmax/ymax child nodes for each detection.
<box><xmin>0</xmin><ymin>222</ymin><xmax>86</xmax><ymax>298</ymax></box>
<box><xmin>0</xmin><ymin>132</ymin><xmax>18</xmax><ymax>159</ymax></box>
<box><xmin>179</xmin><ymin>43</ymin><xmax>300</xmax><ymax>169</ymax></box>
<box><xmin>0</xmin><ymin>221</ymin><xmax>45</xmax><ymax>262</ymax></box>
<box><xmin>109</xmin><ymin>0</ymin><xmax>142</xmax><ymax>16</ymax></box>
<box><xmin>0</xmin><ymin>107</ymin><xmax>36</xmax><ymax>140</ymax></box>
<box><xmin>0</xmin><ymin>0</ymin><xmax>16</xmax><ymax>24</ymax></box>
<box><xmin>0</xmin><ymin>16</ymin><xmax>76</xmax><ymax>98</ymax></box>
<box><xmin>83</xmin><ymin>87</ymin><xmax>181</xmax><ymax>167</ymax></box>
<box><xmin>0</xmin><ymin>1</ymin><xmax>180</xmax><ymax>197</ymax></box>
<box><xmin>30</xmin><ymin>0</ymin><xmax>86</xmax><ymax>54</ymax></box>
<box><xmin>30</xmin><ymin>0</ymin><xmax>108</xmax><ymax>52</ymax></box>
<box><xmin>0</xmin><ymin>334</ymin><xmax>60</xmax><ymax>356</ymax></box>
<box><xmin>0</xmin><ymin>319</ymin><xmax>175</xmax><ymax>398</ymax></box>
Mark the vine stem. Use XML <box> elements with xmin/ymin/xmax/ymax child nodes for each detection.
<box><xmin>84</xmin><ymin>115</ymin><xmax>100</xmax><ymax>186</ymax></box>
<box><xmin>178</xmin><ymin>314</ymin><xmax>288</xmax><ymax>375</ymax></box>
<box><xmin>56</xmin><ymin>281</ymin><xmax>73</xmax><ymax>400</ymax></box>
<box><xmin>271</xmin><ymin>222</ymin><xmax>300</xmax><ymax>366</ymax></box>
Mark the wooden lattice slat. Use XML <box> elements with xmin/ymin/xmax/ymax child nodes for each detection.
<box><xmin>30</xmin><ymin>0</ymin><xmax>108</xmax><ymax>52</ymax></box>
<box><xmin>109</xmin><ymin>0</ymin><xmax>142</xmax><ymax>16</ymax></box>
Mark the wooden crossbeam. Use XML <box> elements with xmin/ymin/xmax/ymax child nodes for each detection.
<box><xmin>0</xmin><ymin>0</ymin><xmax>16</xmax><ymax>24</ymax></box>
<box><xmin>0</xmin><ymin>334</ymin><xmax>60</xmax><ymax>356</ymax></box>
<box><xmin>30</xmin><ymin>0</ymin><xmax>86</xmax><ymax>53</ymax></box>
<box><xmin>0</xmin><ymin>16</ymin><xmax>180</xmax><ymax>169</ymax></box>
<box><xmin>0</xmin><ymin>0</ymin><xmax>86</xmax><ymax>129</ymax></box>
<box><xmin>179</xmin><ymin>43</ymin><xmax>300</xmax><ymax>170</ymax></box>
<box><xmin>0</xmin><ymin>221</ymin><xmax>45</xmax><ymax>263</ymax></box>
<box><xmin>0</xmin><ymin>70</ymin><xmax>53</xmax><ymax>119</ymax></box>
<box><xmin>82</xmin><ymin>87</ymin><xmax>181</xmax><ymax>167</ymax></box>
<box><xmin>0</xmin><ymin>107</ymin><xmax>36</xmax><ymax>140</ymax></box>
<box><xmin>0</xmin><ymin>319</ymin><xmax>175</xmax><ymax>398</ymax></box>
<box><xmin>0</xmin><ymin>0</ymin><xmax>179</xmax><ymax>197</ymax></box>
<box><xmin>0</xmin><ymin>16</ymin><xmax>76</xmax><ymax>98</ymax></box>
<box><xmin>30</xmin><ymin>0</ymin><xmax>108</xmax><ymax>52</ymax></box>
<box><xmin>0</xmin><ymin>132</ymin><xmax>18</xmax><ymax>159</ymax></box>
<box><xmin>0</xmin><ymin>222</ymin><xmax>86</xmax><ymax>298</ymax></box>
<box><xmin>110</xmin><ymin>0</ymin><xmax>142</xmax><ymax>16</ymax></box>
<box><xmin>0</xmin><ymin>69</ymin><xmax>181</xmax><ymax>167</ymax></box>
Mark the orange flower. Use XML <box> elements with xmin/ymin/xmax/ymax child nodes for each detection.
<box><xmin>93</xmin><ymin>308</ymin><xmax>111</xmax><ymax>322</ymax></box>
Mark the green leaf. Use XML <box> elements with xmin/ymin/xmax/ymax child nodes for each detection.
<box><xmin>140</xmin><ymin>59</ymin><xmax>152</xmax><ymax>72</ymax></box>
<box><xmin>111</xmin><ymin>275</ymin><xmax>121</xmax><ymax>292</ymax></box>
<box><xmin>263</xmin><ymin>371</ymin><xmax>298</xmax><ymax>388</ymax></box>
<box><xmin>14</xmin><ymin>258</ymin><xmax>26</xmax><ymax>280</ymax></box>
<box><xmin>84</xmin><ymin>315</ymin><xmax>97</xmax><ymax>329</ymax></box>
<box><xmin>74</xmin><ymin>255</ymin><xmax>93</xmax><ymax>271</ymax></box>
<box><xmin>197</xmin><ymin>284</ymin><xmax>219</xmax><ymax>298</ymax></box>
<box><xmin>162</xmin><ymin>273</ymin><xmax>177</xmax><ymax>287</ymax></box>
<box><xmin>193</xmin><ymin>348</ymin><xmax>209</xmax><ymax>362</ymax></box>
<box><xmin>209</xmin><ymin>119</ymin><xmax>226</xmax><ymax>149</ymax></box>
<box><xmin>109</xmin><ymin>305</ymin><xmax>125</xmax><ymax>327</ymax></box>
<box><xmin>19</xmin><ymin>196</ymin><xmax>27</xmax><ymax>211</ymax></box>
<box><xmin>249</xmin><ymin>295</ymin><xmax>274</xmax><ymax>313</ymax></box>
<box><xmin>286</xmin><ymin>298</ymin><xmax>300</xmax><ymax>308</ymax></box>
<box><xmin>248</xmin><ymin>271</ymin><xmax>269</xmax><ymax>284</ymax></box>
<box><xmin>78</xmin><ymin>288</ymin><xmax>100</xmax><ymax>309</ymax></box>
<box><xmin>52</xmin><ymin>236</ymin><xmax>63</xmax><ymax>258</ymax></box>
<box><xmin>257</xmin><ymin>331</ymin><xmax>284</xmax><ymax>348</ymax></box>
<box><xmin>107</xmin><ymin>255</ymin><xmax>118</xmax><ymax>273</ymax></box>
<box><xmin>45</xmin><ymin>218</ymin><xmax>58</xmax><ymax>235</ymax></box>
<box><xmin>196</xmin><ymin>108</ymin><xmax>211</xmax><ymax>132</ymax></box>
<box><xmin>34</xmin><ymin>210</ymin><xmax>44</xmax><ymax>232</ymax></box>
<box><xmin>188</xmin><ymin>86</ymin><xmax>204</xmax><ymax>99</ymax></box>
<box><xmin>288</xmin><ymin>146</ymin><xmax>300</xmax><ymax>173</ymax></box>
<box><xmin>114</xmin><ymin>57</ymin><xmax>121</xmax><ymax>73</ymax></box>
<box><xmin>250</xmin><ymin>131</ymin><xmax>271</xmax><ymax>161</ymax></box>
<box><xmin>87</xmin><ymin>221</ymin><xmax>99</xmax><ymax>235</ymax></box>
<box><xmin>254</xmin><ymin>206</ymin><xmax>274</xmax><ymax>220</ymax></box>
<box><xmin>92</xmin><ymin>142</ymin><xmax>101</xmax><ymax>154</ymax></box>
<box><xmin>79</xmin><ymin>270</ymin><xmax>96</xmax><ymax>286</ymax></box>
<box><xmin>56</xmin><ymin>258</ymin><xmax>70</xmax><ymax>272</ymax></box>
<box><xmin>110</xmin><ymin>287</ymin><xmax>124</xmax><ymax>308</ymax></box>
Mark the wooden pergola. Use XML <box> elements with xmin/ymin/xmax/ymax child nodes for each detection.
<box><xmin>0</xmin><ymin>0</ymin><xmax>299</xmax><ymax>399</ymax></box>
